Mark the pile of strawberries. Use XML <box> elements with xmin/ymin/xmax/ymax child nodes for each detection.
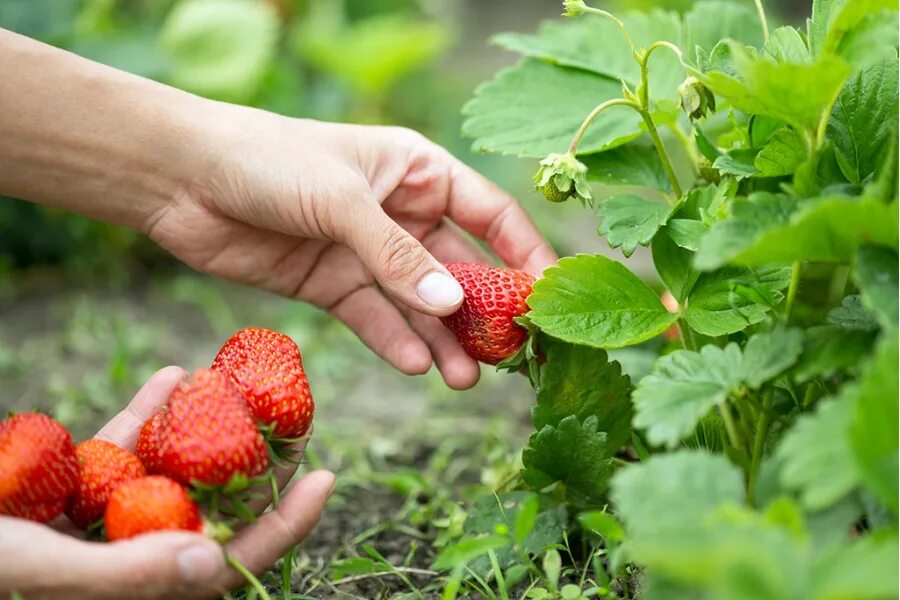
<box><xmin>0</xmin><ymin>327</ymin><xmax>313</xmax><ymax>542</ymax></box>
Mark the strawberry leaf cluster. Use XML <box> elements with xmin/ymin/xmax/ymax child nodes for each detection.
<box><xmin>442</xmin><ymin>0</ymin><xmax>900</xmax><ymax>595</ymax></box>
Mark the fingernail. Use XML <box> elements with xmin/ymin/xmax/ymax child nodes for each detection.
<box><xmin>178</xmin><ymin>545</ymin><xmax>222</xmax><ymax>583</ymax></box>
<box><xmin>417</xmin><ymin>271</ymin><xmax>463</xmax><ymax>309</ymax></box>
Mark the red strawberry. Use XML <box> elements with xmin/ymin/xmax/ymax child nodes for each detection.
<box><xmin>136</xmin><ymin>411</ymin><xmax>164</xmax><ymax>473</ymax></box>
<box><xmin>0</xmin><ymin>412</ymin><xmax>78</xmax><ymax>523</ymax></box>
<box><xmin>65</xmin><ymin>439</ymin><xmax>146</xmax><ymax>528</ymax></box>
<box><xmin>212</xmin><ymin>327</ymin><xmax>314</xmax><ymax>438</ymax></box>
<box><xmin>154</xmin><ymin>369</ymin><xmax>269</xmax><ymax>487</ymax></box>
<box><xmin>440</xmin><ymin>263</ymin><xmax>536</xmax><ymax>365</ymax></box>
<box><xmin>105</xmin><ymin>476</ymin><xmax>202</xmax><ymax>541</ymax></box>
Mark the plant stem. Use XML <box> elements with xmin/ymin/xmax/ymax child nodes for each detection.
<box><xmin>753</xmin><ymin>0</ymin><xmax>770</xmax><ymax>43</ymax></box>
<box><xmin>676</xmin><ymin>318</ymin><xmax>696</xmax><ymax>351</ymax></box>
<box><xmin>784</xmin><ymin>260</ymin><xmax>801</xmax><ymax>323</ymax></box>
<box><xmin>281</xmin><ymin>547</ymin><xmax>295</xmax><ymax>600</ymax></box>
<box><xmin>802</xmin><ymin>382</ymin><xmax>817</xmax><ymax>409</ymax></box>
<box><xmin>568</xmin><ymin>98</ymin><xmax>640</xmax><ymax>154</ymax></box>
<box><xmin>227</xmin><ymin>553</ymin><xmax>272</xmax><ymax>600</ymax></box>
<box><xmin>718</xmin><ymin>402</ymin><xmax>744</xmax><ymax>453</ymax></box>
<box><xmin>641</xmin><ymin>111</ymin><xmax>683</xmax><ymax>199</ymax></box>
<box><xmin>747</xmin><ymin>389</ymin><xmax>773</xmax><ymax>506</ymax></box>
<box><xmin>669</xmin><ymin>123</ymin><xmax>700</xmax><ymax>172</ymax></box>
<box><xmin>582</xmin><ymin>6</ymin><xmax>638</xmax><ymax>56</ymax></box>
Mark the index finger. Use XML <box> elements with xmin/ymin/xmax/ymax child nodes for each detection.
<box><xmin>94</xmin><ymin>366</ymin><xmax>186</xmax><ymax>450</ymax></box>
<box><xmin>445</xmin><ymin>158</ymin><xmax>557</xmax><ymax>277</ymax></box>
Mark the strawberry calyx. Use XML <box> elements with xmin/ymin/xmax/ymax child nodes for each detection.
<box><xmin>495</xmin><ymin>315</ymin><xmax>542</xmax><ymax>388</ymax></box>
<box><xmin>189</xmin><ymin>469</ymin><xmax>275</xmax><ymax>523</ymax></box>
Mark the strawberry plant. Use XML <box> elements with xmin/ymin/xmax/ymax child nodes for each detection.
<box><xmin>436</xmin><ymin>0</ymin><xmax>899</xmax><ymax>597</ymax></box>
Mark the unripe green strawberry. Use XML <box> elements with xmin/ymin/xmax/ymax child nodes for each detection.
<box><xmin>212</xmin><ymin>327</ymin><xmax>314</xmax><ymax>438</ymax></box>
<box><xmin>153</xmin><ymin>369</ymin><xmax>269</xmax><ymax>487</ymax></box>
<box><xmin>65</xmin><ymin>439</ymin><xmax>146</xmax><ymax>529</ymax></box>
<box><xmin>440</xmin><ymin>263</ymin><xmax>536</xmax><ymax>365</ymax></box>
<box><xmin>105</xmin><ymin>476</ymin><xmax>202</xmax><ymax>540</ymax></box>
<box><xmin>0</xmin><ymin>412</ymin><xmax>78</xmax><ymax>523</ymax></box>
<box><xmin>533</xmin><ymin>153</ymin><xmax>592</xmax><ymax>205</ymax></box>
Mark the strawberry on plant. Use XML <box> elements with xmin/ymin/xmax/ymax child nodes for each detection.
<box><xmin>0</xmin><ymin>412</ymin><xmax>78</xmax><ymax>523</ymax></box>
<box><xmin>212</xmin><ymin>327</ymin><xmax>314</xmax><ymax>439</ymax></box>
<box><xmin>533</xmin><ymin>152</ymin><xmax>592</xmax><ymax>204</ymax></box>
<box><xmin>440</xmin><ymin>262</ymin><xmax>536</xmax><ymax>365</ymax></box>
<box><xmin>65</xmin><ymin>439</ymin><xmax>146</xmax><ymax>529</ymax></box>
<box><xmin>152</xmin><ymin>369</ymin><xmax>269</xmax><ymax>487</ymax></box>
<box><xmin>104</xmin><ymin>475</ymin><xmax>202</xmax><ymax>541</ymax></box>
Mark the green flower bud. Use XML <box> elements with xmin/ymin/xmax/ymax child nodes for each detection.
<box><xmin>677</xmin><ymin>76</ymin><xmax>716</xmax><ymax>121</ymax></box>
<box><xmin>562</xmin><ymin>0</ymin><xmax>588</xmax><ymax>17</ymax></box>
<box><xmin>534</xmin><ymin>153</ymin><xmax>592</xmax><ymax>205</ymax></box>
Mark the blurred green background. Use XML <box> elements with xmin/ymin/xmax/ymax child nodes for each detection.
<box><xmin>0</xmin><ymin>0</ymin><xmax>811</xmax><ymax>593</ymax></box>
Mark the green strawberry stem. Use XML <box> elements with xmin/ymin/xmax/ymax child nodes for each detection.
<box><xmin>226</xmin><ymin>552</ymin><xmax>272</xmax><ymax>600</ymax></box>
<box><xmin>753</xmin><ymin>0</ymin><xmax>770</xmax><ymax>43</ymax></box>
<box><xmin>577</xmin><ymin>5</ymin><xmax>637</xmax><ymax>58</ymax></box>
<box><xmin>566</xmin><ymin>98</ymin><xmax>639</xmax><ymax>155</ymax></box>
<box><xmin>747</xmin><ymin>388</ymin><xmax>774</xmax><ymax>506</ymax></box>
<box><xmin>281</xmin><ymin>546</ymin><xmax>296</xmax><ymax>599</ymax></box>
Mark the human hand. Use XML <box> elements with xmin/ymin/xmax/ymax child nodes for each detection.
<box><xmin>144</xmin><ymin>112</ymin><xmax>557</xmax><ymax>389</ymax></box>
<box><xmin>0</xmin><ymin>367</ymin><xmax>335</xmax><ymax>600</ymax></box>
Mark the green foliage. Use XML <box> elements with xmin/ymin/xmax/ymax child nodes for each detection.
<box><xmin>453</xmin><ymin>0</ymin><xmax>899</xmax><ymax>596</ymax></box>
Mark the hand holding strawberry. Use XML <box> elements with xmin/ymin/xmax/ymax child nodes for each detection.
<box><xmin>0</xmin><ymin>366</ymin><xmax>335</xmax><ymax>600</ymax></box>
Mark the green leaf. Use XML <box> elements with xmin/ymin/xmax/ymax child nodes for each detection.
<box><xmin>432</xmin><ymin>535</ymin><xmax>510</xmax><ymax>570</ymax></box>
<box><xmin>694</xmin><ymin>43</ymin><xmax>852</xmax><ymax>131</ymax></box>
<box><xmin>577</xmin><ymin>510</ymin><xmax>624</xmax><ymax>542</ymax></box>
<box><xmin>849</xmin><ymin>335</ymin><xmax>899</xmax><ymax>513</ymax></box>
<box><xmin>330</xmin><ymin>557</ymin><xmax>391</xmax><ymax>578</ymax></box>
<box><xmin>820</xmin><ymin>0</ymin><xmax>899</xmax><ymax>57</ymax></box>
<box><xmin>684</xmin><ymin>265</ymin><xmax>791</xmax><ymax>337</ymax></box>
<box><xmin>531</xmin><ymin>337</ymin><xmax>633</xmax><ymax>453</ymax></box>
<box><xmin>514</xmin><ymin>495</ymin><xmax>539</xmax><ymax>543</ymax></box>
<box><xmin>527</xmin><ymin>254</ymin><xmax>678</xmax><ymax>349</ymax></box>
<box><xmin>700</xmin><ymin>197</ymin><xmax>899</xmax><ymax>267</ymax></box>
<box><xmin>694</xmin><ymin>192</ymin><xmax>795</xmax><ymax>271</ymax></box>
<box><xmin>712</xmin><ymin>148</ymin><xmax>758</xmax><ymax>179</ymax></box>
<box><xmin>827</xmin><ymin>58</ymin><xmax>899</xmax><ymax>185</ymax></box>
<box><xmin>611</xmin><ymin>450</ymin><xmax>745</xmax><ymax>539</ymax></box>
<box><xmin>740</xmin><ymin>326</ymin><xmax>804</xmax><ymax>388</ymax></box>
<box><xmin>853</xmin><ymin>245</ymin><xmax>899</xmax><ymax>329</ymax></box>
<box><xmin>754</xmin><ymin>127</ymin><xmax>807</xmax><ymax>177</ymax></box>
<box><xmin>581</xmin><ymin>143</ymin><xmax>670</xmax><ymax>191</ymax></box>
<box><xmin>652</xmin><ymin>226</ymin><xmax>699</xmax><ymax>303</ymax></box>
<box><xmin>160</xmin><ymin>0</ymin><xmax>280</xmax><ymax>103</ymax></box>
<box><xmin>827</xmin><ymin>295</ymin><xmax>881</xmax><ymax>331</ymax></box>
<box><xmin>634</xmin><ymin>328</ymin><xmax>800</xmax><ymax>447</ymax></box>
<box><xmin>465</xmin><ymin>492</ymin><xmax>566</xmax><ymax>562</ymax></box>
<box><xmin>777</xmin><ymin>392</ymin><xmax>859</xmax><ymax>510</ymax></box>
<box><xmin>760</xmin><ymin>27</ymin><xmax>811</xmax><ymax>64</ymax></box>
<box><xmin>462</xmin><ymin>60</ymin><xmax>642</xmax><ymax>158</ymax></box>
<box><xmin>295</xmin><ymin>14</ymin><xmax>449</xmax><ymax>98</ymax></box>
<box><xmin>522</xmin><ymin>415</ymin><xmax>613</xmax><ymax>504</ymax></box>
<box><xmin>493</xmin><ymin>10</ymin><xmax>683</xmax><ymax>101</ymax></box>
<box><xmin>793</xmin><ymin>325</ymin><xmax>877</xmax><ymax>382</ymax></box>
<box><xmin>811</xmin><ymin>533</ymin><xmax>900</xmax><ymax>600</ymax></box>
<box><xmin>633</xmin><ymin>344</ymin><xmax>744</xmax><ymax>447</ymax></box>
<box><xmin>834</xmin><ymin>10</ymin><xmax>900</xmax><ymax>71</ymax></box>
<box><xmin>683</xmin><ymin>1</ymin><xmax>763</xmax><ymax>63</ymax></box>
<box><xmin>665</xmin><ymin>219</ymin><xmax>707</xmax><ymax>252</ymax></box>
<box><xmin>597</xmin><ymin>195</ymin><xmax>671</xmax><ymax>258</ymax></box>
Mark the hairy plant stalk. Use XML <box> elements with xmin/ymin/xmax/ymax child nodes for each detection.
<box><xmin>567</xmin><ymin>98</ymin><xmax>640</xmax><ymax>154</ymax></box>
<box><xmin>784</xmin><ymin>261</ymin><xmax>801</xmax><ymax>322</ymax></box>
<box><xmin>718</xmin><ymin>402</ymin><xmax>744</xmax><ymax>453</ymax></box>
<box><xmin>753</xmin><ymin>0</ymin><xmax>770</xmax><ymax>43</ymax></box>
<box><xmin>747</xmin><ymin>389</ymin><xmax>774</xmax><ymax>505</ymax></box>
<box><xmin>227</xmin><ymin>553</ymin><xmax>273</xmax><ymax>600</ymax></box>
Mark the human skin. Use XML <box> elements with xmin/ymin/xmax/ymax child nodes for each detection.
<box><xmin>0</xmin><ymin>28</ymin><xmax>557</xmax><ymax>391</ymax></box>
<box><xmin>0</xmin><ymin>367</ymin><xmax>336</xmax><ymax>600</ymax></box>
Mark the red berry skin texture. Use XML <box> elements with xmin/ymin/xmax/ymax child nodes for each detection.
<box><xmin>212</xmin><ymin>327</ymin><xmax>314</xmax><ymax>438</ymax></box>
<box><xmin>105</xmin><ymin>476</ymin><xmax>202</xmax><ymax>541</ymax></box>
<box><xmin>65</xmin><ymin>439</ymin><xmax>147</xmax><ymax>529</ymax></box>
<box><xmin>155</xmin><ymin>369</ymin><xmax>269</xmax><ymax>487</ymax></box>
<box><xmin>440</xmin><ymin>263</ymin><xmax>536</xmax><ymax>365</ymax></box>
<box><xmin>0</xmin><ymin>412</ymin><xmax>78</xmax><ymax>523</ymax></box>
<box><xmin>136</xmin><ymin>411</ymin><xmax>164</xmax><ymax>474</ymax></box>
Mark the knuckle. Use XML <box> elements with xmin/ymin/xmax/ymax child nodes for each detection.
<box><xmin>379</xmin><ymin>228</ymin><xmax>425</xmax><ymax>283</ymax></box>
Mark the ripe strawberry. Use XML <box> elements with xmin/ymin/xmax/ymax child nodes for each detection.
<box><xmin>65</xmin><ymin>439</ymin><xmax>146</xmax><ymax>529</ymax></box>
<box><xmin>440</xmin><ymin>263</ymin><xmax>536</xmax><ymax>365</ymax></box>
<box><xmin>136</xmin><ymin>411</ymin><xmax>164</xmax><ymax>473</ymax></box>
<box><xmin>105</xmin><ymin>476</ymin><xmax>202</xmax><ymax>541</ymax></box>
<box><xmin>0</xmin><ymin>412</ymin><xmax>78</xmax><ymax>523</ymax></box>
<box><xmin>212</xmin><ymin>327</ymin><xmax>314</xmax><ymax>438</ymax></box>
<box><xmin>154</xmin><ymin>369</ymin><xmax>268</xmax><ymax>487</ymax></box>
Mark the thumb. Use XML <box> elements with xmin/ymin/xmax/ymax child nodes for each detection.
<box><xmin>93</xmin><ymin>532</ymin><xmax>226</xmax><ymax>598</ymax></box>
<box><xmin>342</xmin><ymin>203</ymin><xmax>463</xmax><ymax>316</ymax></box>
